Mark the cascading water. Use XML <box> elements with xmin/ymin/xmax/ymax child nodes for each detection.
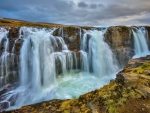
<box><xmin>14</xmin><ymin>27</ymin><xmax>83</xmax><ymax>104</ymax></box>
<box><xmin>81</xmin><ymin>30</ymin><xmax>119</xmax><ymax>77</ymax></box>
<box><xmin>20</xmin><ymin>27</ymin><xmax>58</xmax><ymax>90</ymax></box>
<box><xmin>132</xmin><ymin>27</ymin><xmax>150</xmax><ymax>58</ymax></box>
<box><xmin>0</xmin><ymin>27</ymin><xmax>100</xmax><ymax>111</ymax></box>
<box><xmin>0</xmin><ymin>27</ymin><xmax>121</xmax><ymax>111</ymax></box>
<box><xmin>0</xmin><ymin>28</ymin><xmax>10</xmax><ymax>88</ymax></box>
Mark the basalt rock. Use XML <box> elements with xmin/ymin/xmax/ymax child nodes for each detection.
<box><xmin>145</xmin><ymin>26</ymin><xmax>150</xmax><ymax>49</ymax></box>
<box><xmin>53</xmin><ymin>27</ymin><xmax>81</xmax><ymax>51</ymax></box>
<box><xmin>0</xmin><ymin>27</ymin><xmax>20</xmax><ymax>87</ymax></box>
<box><xmin>105</xmin><ymin>26</ymin><xmax>134</xmax><ymax>67</ymax></box>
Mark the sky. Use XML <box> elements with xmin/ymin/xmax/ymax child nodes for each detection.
<box><xmin>0</xmin><ymin>0</ymin><xmax>150</xmax><ymax>26</ymax></box>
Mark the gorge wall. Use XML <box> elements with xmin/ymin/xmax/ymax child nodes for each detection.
<box><xmin>105</xmin><ymin>26</ymin><xmax>134</xmax><ymax>67</ymax></box>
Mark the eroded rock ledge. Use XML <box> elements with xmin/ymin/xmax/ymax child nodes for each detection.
<box><xmin>4</xmin><ymin>55</ymin><xmax>150</xmax><ymax>113</ymax></box>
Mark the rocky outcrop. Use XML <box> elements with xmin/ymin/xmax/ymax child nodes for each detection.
<box><xmin>53</xmin><ymin>27</ymin><xmax>81</xmax><ymax>51</ymax></box>
<box><xmin>5</xmin><ymin>55</ymin><xmax>150</xmax><ymax>113</ymax></box>
<box><xmin>105</xmin><ymin>26</ymin><xmax>134</xmax><ymax>67</ymax></box>
<box><xmin>53</xmin><ymin>26</ymin><xmax>92</xmax><ymax>51</ymax></box>
<box><xmin>0</xmin><ymin>27</ymin><xmax>20</xmax><ymax>87</ymax></box>
<box><xmin>145</xmin><ymin>26</ymin><xmax>150</xmax><ymax>49</ymax></box>
<box><xmin>116</xmin><ymin>55</ymin><xmax>150</xmax><ymax>97</ymax></box>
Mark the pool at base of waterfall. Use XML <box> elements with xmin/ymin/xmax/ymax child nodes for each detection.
<box><xmin>6</xmin><ymin>70</ymin><xmax>117</xmax><ymax>111</ymax></box>
<box><xmin>55</xmin><ymin>70</ymin><xmax>116</xmax><ymax>99</ymax></box>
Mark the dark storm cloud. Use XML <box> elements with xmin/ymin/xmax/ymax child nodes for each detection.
<box><xmin>78</xmin><ymin>2</ymin><xmax>88</xmax><ymax>8</ymax></box>
<box><xmin>0</xmin><ymin>0</ymin><xmax>150</xmax><ymax>26</ymax></box>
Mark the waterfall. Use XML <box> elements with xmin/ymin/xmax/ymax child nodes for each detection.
<box><xmin>0</xmin><ymin>27</ymin><xmax>83</xmax><ymax>110</ymax></box>
<box><xmin>132</xmin><ymin>27</ymin><xmax>150</xmax><ymax>58</ymax></box>
<box><xmin>80</xmin><ymin>50</ymin><xmax>89</xmax><ymax>72</ymax></box>
<box><xmin>0</xmin><ymin>28</ymin><xmax>9</xmax><ymax>88</ymax></box>
<box><xmin>80</xmin><ymin>30</ymin><xmax>119</xmax><ymax>77</ymax></box>
<box><xmin>0</xmin><ymin>27</ymin><xmax>121</xmax><ymax>111</ymax></box>
<box><xmin>20</xmin><ymin>27</ymin><xmax>57</xmax><ymax>90</ymax></box>
<box><xmin>0</xmin><ymin>27</ymin><xmax>119</xmax><ymax>111</ymax></box>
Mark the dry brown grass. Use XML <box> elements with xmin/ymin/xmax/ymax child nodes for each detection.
<box><xmin>0</xmin><ymin>18</ymin><xmax>67</xmax><ymax>28</ymax></box>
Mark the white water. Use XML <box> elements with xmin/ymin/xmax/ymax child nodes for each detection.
<box><xmin>81</xmin><ymin>30</ymin><xmax>119</xmax><ymax>77</ymax></box>
<box><xmin>1</xmin><ymin>27</ymin><xmax>94</xmax><ymax>110</ymax></box>
<box><xmin>0</xmin><ymin>28</ymin><xmax>9</xmax><ymax>88</ymax></box>
<box><xmin>132</xmin><ymin>27</ymin><xmax>150</xmax><ymax>58</ymax></box>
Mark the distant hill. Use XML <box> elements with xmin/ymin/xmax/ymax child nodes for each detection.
<box><xmin>0</xmin><ymin>18</ymin><xmax>66</xmax><ymax>28</ymax></box>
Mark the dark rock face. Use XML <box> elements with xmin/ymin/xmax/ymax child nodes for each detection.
<box><xmin>0</xmin><ymin>27</ymin><xmax>20</xmax><ymax>87</ymax></box>
<box><xmin>53</xmin><ymin>27</ymin><xmax>81</xmax><ymax>51</ymax></box>
<box><xmin>145</xmin><ymin>26</ymin><xmax>150</xmax><ymax>49</ymax></box>
<box><xmin>105</xmin><ymin>26</ymin><xmax>134</xmax><ymax>67</ymax></box>
<box><xmin>7</xmin><ymin>27</ymin><xmax>20</xmax><ymax>53</ymax></box>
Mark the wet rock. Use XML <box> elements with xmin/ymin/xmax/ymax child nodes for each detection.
<box><xmin>2</xmin><ymin>84</ymin><xmax>13</xmax><ymax>90</ymax></box>
<box><xmin>53</xmin><ymin>27</ymin><xmax>81</xmax><ymax>51</ymax></box>
<box><xmin>7</xmin><ymin>27</ymin><xmax>20</xmax><ymax>53</ymax></box>
<box><xmin>145</xmin><ymin>26</ymin><xmax>150</xmax><ymax>49</ymax></box>
<box><xmin>0</xmin><ymin>102</ymin><xmax>9</xmax><ymax>111</ymax></box>
<box><xmin>105</xmin><ymin>26</ymin><xmax>134</xmax><ymax>67</ymax></box>
<box><xmin>0</xmin><ymin>88</ymin><xmax>7</xmax><ymax>96</ymax></box>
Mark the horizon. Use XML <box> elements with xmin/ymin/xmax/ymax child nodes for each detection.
<box><xmin>0</xmin><ymin>0</ymin><xmax>150</xmax><ymax>26</ymax></box>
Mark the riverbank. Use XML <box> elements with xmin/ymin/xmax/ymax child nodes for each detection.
<box><xmin>4</xmin><ymin>55</ymin><xmax>150</xmax><ymax>113</ymax></box>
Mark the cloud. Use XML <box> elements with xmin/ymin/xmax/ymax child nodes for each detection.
<box><xmin>0</xmin><ymin>0</ymin><xmax>150</xmax><ymax>26</ymax></box>
<box><xmin>98</xmin><ymin>4</ymin><xmax>105</xmax><ymax>8</ymax></box>
<box><xmin>78</xmin><ymin>2</ymin><xmax>88</xmax><ymax>8</ymax></box>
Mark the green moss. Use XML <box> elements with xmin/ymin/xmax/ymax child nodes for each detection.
<box><xmin>117</xmin><ymin>98</ymin><xmax>126</xmax><ymax>106</ymax></box>
<box><xmin>108</xmin><ymin>104</ymin><xmax>118</xmax><ymax>113</ymax></box>
<box><xmin>124</xmin><ymin>61</ymin><xmax>150</xmax><ymax>75</ymax></box>
<box><xmin>129</xmin><ymin>90</ymin><xmax>141</xmax><ymax>99</ymax></box>
<box><xmin>107</xmin><ymin>99</ymin><xmax>114</xmax><ymax>105</ymax></box>
<box><xmin>141</xmin><ymin>61</ymin><xmax>150</xmax><ymax>69</ymax></box>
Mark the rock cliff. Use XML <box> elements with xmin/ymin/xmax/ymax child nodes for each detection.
<box><xmin>145</xmin><ymin>26</ymin><xmax>150</xmax><ymax>49</ymax></box>
<box><xmin>105</xmin><ymin>26</ymin><xmax>134</xmax><ymax>67</ymax></box>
